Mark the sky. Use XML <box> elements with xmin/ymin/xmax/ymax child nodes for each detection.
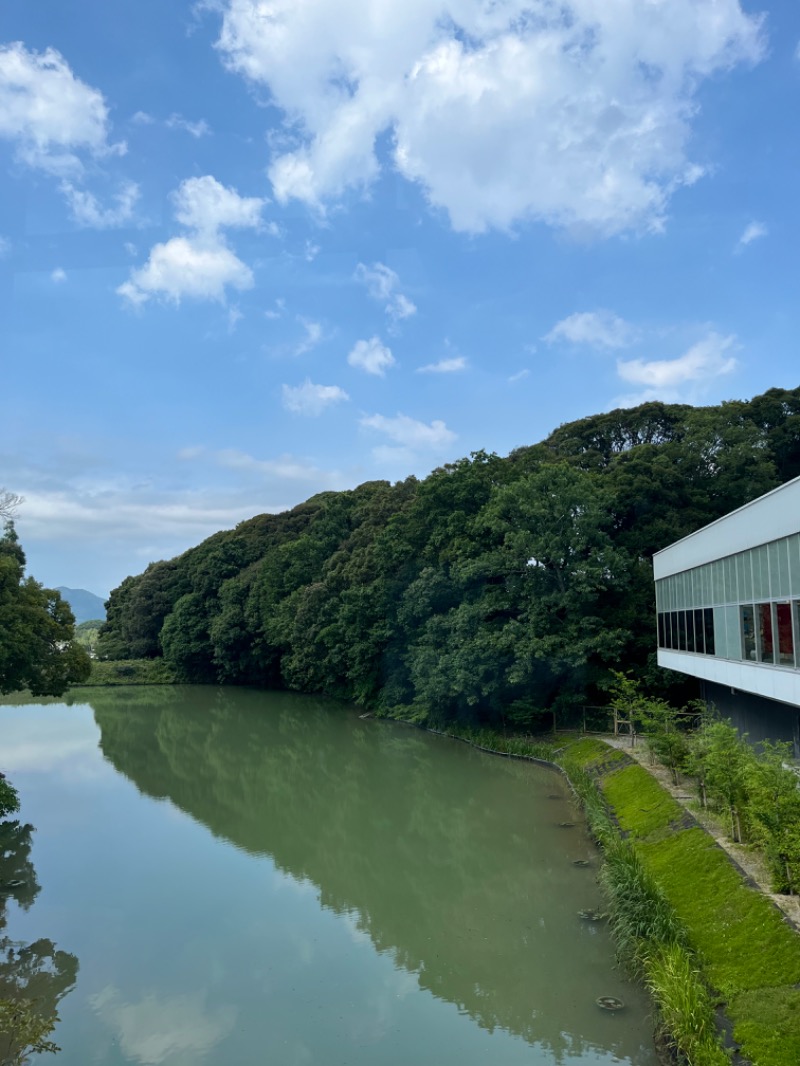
<box><xmin>1</xmin><ymin>0</ymin><xmax>799</xmax><ymax>597</ymax></box>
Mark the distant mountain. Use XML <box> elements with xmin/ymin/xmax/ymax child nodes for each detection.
<box><xmin>56</xmin><ymin>587</ymin><xmax>106</xmax><ymax>625</ymax></box>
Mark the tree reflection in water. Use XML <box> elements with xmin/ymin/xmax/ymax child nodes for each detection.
<box><xmin>0</xmin><ymin>819</ymin><xmax>78</xmax><ymax>1064</ymax></box>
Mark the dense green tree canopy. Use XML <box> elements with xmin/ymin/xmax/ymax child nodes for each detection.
<box><xmin>99</xmin><ymin>386</ymin><xmax>800</xmax><ymax>727</ymax></box>
<box><xmin>0</xmin><ymin>524</ymin><xmax>91</xmax><ymax>697</ymax></box>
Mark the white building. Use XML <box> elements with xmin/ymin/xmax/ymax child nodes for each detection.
<box><xmin>653</xmin><ymin>475</ymin><xmax>800</xmax><ymax>752</ymax></box>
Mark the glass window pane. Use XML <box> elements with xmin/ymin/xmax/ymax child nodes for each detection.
<box><xmin>753</xmin><ymin>546</ymin><xmax>770</xmax><ymax>600</ymax></box>
<box><xmin>712</xmin><ymin>560</ymin><xmax>725</xmax><ymax>604</ymax></box>
<box><xmin>757</xmin><ymin>602</ymin><xmax>774</xmax><ymax>663</ymax></box>
<box><xmin>699</xmin><ymin>564</ymin><xmax>710</xmax><ymax>606</ymax></box>
<box><xmin>704</xmin><ymin>608</ymin><xmax>715</xmax><ymax>656</ymax></box>
<box><xmin>736</xmin><ymin>553</ymin><xmax>752</xmax><ymax>604</ymax></box>
<box><xmin>693</xmin><ymin>608</ymin><xmax>704</xmax><ymax>654</ymax></box>
<box><xmin>741</xmin><ymin>605</ymin><xmax>755</xmax><ymax>661</ymax></box>
<box><xmin>789</xmin><ymin>536</ymin><xmax>800</xmax><ymax>598</ymax></box>
<box><xmin>686</xmin><ymin>610</ymin><xmax>696</xmax><ymax>652</ymax></box>
<box><xmin>678</xmin><ymin>611</ymin><xmax>687</xmax><ymax>651</ymax></box>
<box><xmin>776</xmin><ymin>602</ymin><xmax>793</xmax><ymax>666</ymax></box>
<box><xmin>724</xmin><ymin>556</ymin><xmax>737</xmax><ymax>603</ymax></box>
<box><xmin>658</xmin><ymin>613</ymin><xmax>665</xmax><ymax>648</ymax></box>
<box><xmin>778</xmin><ymin>540</ymin><xmax>791</xmax><ymax>600</ymax></box>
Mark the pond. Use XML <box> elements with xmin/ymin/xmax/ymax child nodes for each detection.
<box><xmin>0</xmin><ymin>687</ymin><xmax>656</xmax><ymax>1065</ymax></box>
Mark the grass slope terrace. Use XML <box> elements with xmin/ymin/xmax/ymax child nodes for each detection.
<box><xmin>439</xmin><ymin>727</ymin><xmax>800</xmax><ymax>1066</ymax></box>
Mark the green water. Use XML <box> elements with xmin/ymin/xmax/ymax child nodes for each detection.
<box><xmin>0</xmin><ymin>687</ymin><xmax>655</xmax><ymax>1065</ymax></box>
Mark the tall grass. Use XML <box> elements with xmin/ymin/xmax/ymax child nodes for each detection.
<box><xmin>600</xmin><ymin>838</ymin><xmax>687</xmax><ymax>970</ymax></box>
<box><xmin>645</xmin><ymin>944</ymin><xmax>729</xmax><ymax>1066</ymax></box>
<box><xmin>561</xmin><ymin>758</ymin><xmax>728</xmax><ymax>1065</ymax></box>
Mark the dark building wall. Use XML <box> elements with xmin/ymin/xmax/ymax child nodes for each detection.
<box><xmin>702</xmin><ymin>679</ymin><xmax>800</xmax><ymax>757</ymax></box>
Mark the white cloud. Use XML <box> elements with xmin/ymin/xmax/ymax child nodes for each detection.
<box><xmin>417</xmin><ymin>356</ymin><xmax>466</xmax><ymax>373</ymax></box>
<box><xmin>51</xmin><ymin>267</ymin><xmax>67</xmax><ymax>283</ymax></box>
<box><xmin>616</xmin><ymin>331</ymin><xmax>737</xmax><ymax>403</ymax></box>
<box><xmin>118</xmin><ymin>236</ymin><xmax>253</xmax><ymax>305</ymax></box>
<box><xmin>61</xmin><ymin>180</ymin><xmax>140</xmax><ymax>228</ymax></box>
<box><xmin>216</xmin><ymin>0</ymin><xmax>764</xmax><ymax>235</ymax></box>
<box><xmin>282</xmin><ymin>378</ymin><xmax>349</xmax><ymax>415</ymax></box>
<box><xmin>0</xmin><ymin>236</ymin><xmax>10</xmax><ymax>257</ymax></box>
<box><xmin>347</xmin><ymin>336</ymin><xmax>395</xmax><ymax>376</ymax></box>
<box><xmin>360</xmin><ymin>412</ymin><xmax>456</xmax><ymax>450</ymax></box>
<box><xmin>0</xmin><ymin>42</ymin><xmax>123</xmax><ymax>174</ymax></box>
<box><xmin>545</xmin><ymin>310</ymin><xmax>638</xmax><ymax>350</ymax></box>
<box><xmin>355</xmin><ymin>262</ymin><xmax>417</xmax><ymax>321</ymax></box>
<box><xmin>735</xmin><ymin>220</ymin><xmax>768</xmax><ymax>251</ymax></box>
<box><xmin>165</xmin><ymin>113</ymin><xmax>212</xmax><ymax>138</ymax></box>
<box><xmin>131</xmin><ymin>110</ymin><xmax>155</xmax><ymax>125</ymax></box>
<box><xmin>214</xmin><ymin>448</ymin><xmax>334</xmax><ymax>482</ymax></box>
<box><xmin>508</xmin><ymin>368</ymin><xmax>530</xmax><ymax>383</ymax></box>
<box><xmin>292</xmin><ymin>317</ymin><xmax>323</xmax><ymax>356</ymax></box>
<box><xmin>118</xmin><ymin>176</ymin><xmax>265</xmax><ymax>306</ymax></box>
<box><xmin>172</xmin><ymin>175</ymin><xmax>264</xmax><ymax>235</ymax></box>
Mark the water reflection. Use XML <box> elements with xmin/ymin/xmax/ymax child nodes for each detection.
<box><xmin>0</xmin><ymin>819</ymin><xmax>79</xmax><ymax>1063</ymax></box>
<box><xmin>88</xmin><ymin>685</ymin><xmax>652</xmax><ymax>1063</ymax></box>
<box><xmin>89</xmin><ymin>985</ymin><xmax>237</xmax><ymax>1065</ymax></box>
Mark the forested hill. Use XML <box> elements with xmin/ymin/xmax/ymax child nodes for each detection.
<box><xmin>98</xmin><ymin>387</ymin><xmax>800</xmax><ymax>728</ymax></box>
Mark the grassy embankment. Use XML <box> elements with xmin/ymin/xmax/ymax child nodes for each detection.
<box><xmin>427</xmin><ymin>726</ymin><xmax>800</xmax><ymax>1066</ymax></box>
<box><xmin>83</xmin><ymin>659</ymin><xmax>175</xmax><ymax>685</ymax></box>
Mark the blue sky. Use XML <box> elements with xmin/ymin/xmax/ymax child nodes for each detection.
<box><xmin>1</xmin><ymin>0</ymin><xmax>799</xmax><ymax>597</ymax></box>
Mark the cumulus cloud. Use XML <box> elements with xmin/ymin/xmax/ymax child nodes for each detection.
<box><xmin>616</xmin><ymin>331</ymin><xmax>737</xmax><ymax>403</ymax></box>
<box><xmin>118</xmin><ymin>176</ymin><xmax>266</xmax><ymax>306</ymax></box>
<box><xmin>0</xmin><ymin>236</ymin><xmax>10</xmax><ymax>257</ymax></box>
<box><xmin>0</xmin><ymin>42</ymin><xmax>123</xmax><ymax>174</ymax></box>
<box><xmin>118</xmin><ymin>237</ymin><xmax>254</xmax><ymax>305</ymax></box>
<box><xmin>215</xmin><ymin>0</ymin><xmax>763</xmax><ymax>235</ymax></box>
<box><xmin>417</xmin><ymin>356</ymin><xmax>466</xmax><ymax>373</ymax></box>
<box><xmin>51</xmin><ymin>267</ymin><xmax>67</xmax><ymax>283</ymax></box>
<box><xmin>61</xmin><ymin>180</ymin><xmax>140</xmax><ymax>228</ymax></box>
<box><xmin>282</xmin><ymin>378</ymin><xmax>349</xmax><ymax>415</ymax></box>
<box><xmin>545</xmin><ymin>311</ymin><xmax>638</xmax><ymax>350</ymax></box>
<box><xmin>735</xmin><ymin>220</ymin><xmax>768</xmax><ymax>251</ymax></box>
<box><xmin>360</xmin><ymin>412</ymin><xmax>456</xmax><ymax>450</ymax></box>
<box><xmin>347</xmin><ymin>336</ymin><xmax>395</xmax><ymax>376</ymax></box>
<box><xmin>172</xmin><ymin>175</ymin><xmax>265</xmax><ymax>235</ymax></box>
<box><xmin>355</xmin><ymin>262</ymin><xmax>416</xmax><ymax>322</ymax></box>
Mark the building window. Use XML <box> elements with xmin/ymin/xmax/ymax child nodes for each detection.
<box><xmin>693</xmin><ymin>609</ymin><xmax>705</xmax><ymax>654</ymax></box>
<box><xmin>741</xmin><ymin>605</ymin><xmax>756</xmax><ymax>661</ymax></box>
<box><xmin>757</xmin><ymin>602</ymin><xmax>774</xmax><ymax>663</ymax></box>
<box><xmin>776</xmin><ymin>602</ymin><xmax>794</xmax><ymax>667</ymax></box>
<box><xmin>704</xmin><ymin>608</ymin><xmax>715</xmax><ymax>656</ymax></box>
<box><xmin>677</xmin><ymin>610</ymin><xmax>687</xmax><ymax>651</ymax></box>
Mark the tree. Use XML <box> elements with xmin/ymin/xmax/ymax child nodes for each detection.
<box><xmin>744</xmin><ymin>741</ymin><xmax>800</xmax><ymax>893</ymax></box>
<box><xmin>0</xmin><ymin>491</ymin><xmax>23</xmax><ymax>524</ymax></box>
<box><xmin>702</xmin><ymin>720</ymin><xmax>753</xmax><ymax>843</ymax></box>
<box><xmin>0</xmin><ymin>524</ymin><xmax>91</xmax><ymax>696</ymax></box>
